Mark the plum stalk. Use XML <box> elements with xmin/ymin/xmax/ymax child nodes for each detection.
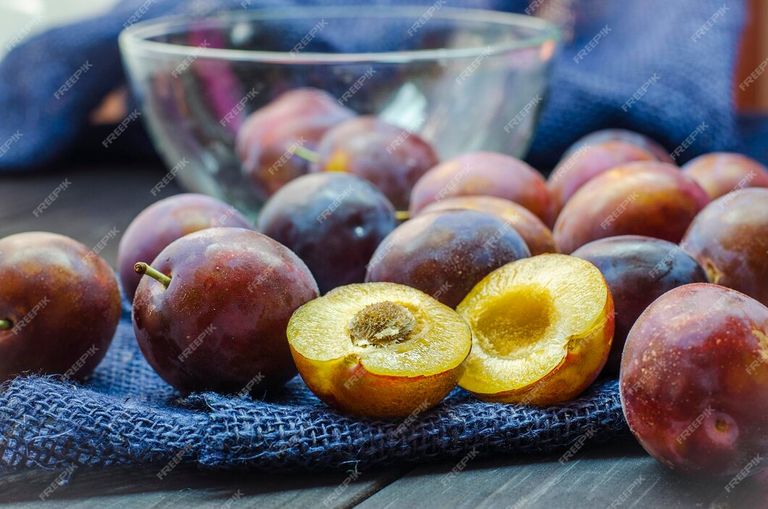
<box><xmin>134</xmin><ymin>262</ymin><xmax>171</xmax><ymax>288</ymax></box>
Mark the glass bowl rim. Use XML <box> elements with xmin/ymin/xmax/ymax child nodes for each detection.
<box><xmin>119</xmin><ymin>5</ymin><xmax>560</xmax><ymax>64</ymax></box>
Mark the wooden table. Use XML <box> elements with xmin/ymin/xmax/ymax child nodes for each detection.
<box><xmin>1</xmin><ymin>164</ymin><xmax>766</xmax><ymax>508</ymax></box>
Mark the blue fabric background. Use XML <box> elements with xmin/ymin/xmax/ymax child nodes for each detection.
<box><xmin>0</xmin><ymin>0</ymin><xmax>758</xmax><ymax>173</ymax></box>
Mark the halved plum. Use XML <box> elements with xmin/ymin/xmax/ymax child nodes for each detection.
<box><xmin>287</xmin><ymin>282</ymin><xmax>471</xmax><ymax>419</ymax></box>
<box><xmin>457</xmin><ymin>254</ymin><xmax>614</xmax><ymax>405</ymax></box>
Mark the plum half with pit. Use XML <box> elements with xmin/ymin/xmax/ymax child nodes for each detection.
<box><xmin>117</xmin><ymin>193</ymin><xmax>252</xmax><ymax>300</ymax></box>
<box><xmin>312</xmin><ymin>116</ymin><xmax>439</xmax><ymax>210</ymax></box>
<box><xmin>258</xmin><ymin>173</ymin><xmax>397</xmax><ymax>294</ymax></box>
<box><xmin>621</xmin><ymin>283</ymin><xmax>768</xmax><ymax>477</ymax></box>
<box><xmin>366</xmin><ymin>210</ymin><xmax>531</xmax><ymax>308</ymax></box>
<box><xmin>236</xmin><ymin>88</ymin><xmax>355</xmax><ymax>199</ymax></box>
<box><xmin>288</xmin><ymin>282</ymin><xmax>472</xmax><ymax>419</ymax></box>
<box><xmin>132</xmin><ymin>227</ymin><xmax>319</xmax><ymax>394</ymax></box>
<box><xmin>572</xmin><ymin>235</ymin><xmax>707</xmax><ymax>374</ymax></box>
<box><xmin>0</xmin><ymin>232</ymin><xmax>120</xmax><ymax>381</ymax></box>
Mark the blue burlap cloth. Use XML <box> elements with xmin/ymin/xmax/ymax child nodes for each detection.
<box><xmin>0</xmin><ymin>0</ymin><xmax>756</xmax><ymax>470</ymax></box>
<box><xmin>0</xmin><ymin>297</ymin><xmax>627</xmax><ymax>470</ymax></box>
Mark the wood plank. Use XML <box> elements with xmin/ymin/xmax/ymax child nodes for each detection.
<box><xmin>0</xmin><ymin>163</ymin><xmax>180</xmax><ymax>267</ymax></box>
<box><xmin>357</xmin><ymin>441</ymin><xmax>768</xmax><ymax>509</ymax></box>
<box><xmin>0</xmin><ymin>462</ymin><xmax>408</xmax><ymax>508</ymax></box>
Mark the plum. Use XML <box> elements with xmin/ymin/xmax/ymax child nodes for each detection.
<box><xmin>418</xmin><ymin>196</ymin><xmax>557</xmax><ymax>255</ymax></box>
<box><xmin>236</xmin><ymin>88</ymin><xmax>355</xmax><ymax>199</ymax></box>
<box><xmin>0</xmin><ymin>232</ymin><xmax>120</xmax><ymax>381</ymax></box>
<box><xmin>132</xmin><ymin>227</ymin><xmax>319</xmax><ymax>394</ymax></box>
<box><xmin>554</xmin><ymin>163</ymin><xmax>709</xmax><ymax>253</ymax></box>
<box><xmin>409</xmin><ymin>152</ymin><xmax>553</xmax><ymax>225</ymax></box>
<box><xmin>258</xmin><ymin>173</ymin><xmax>397</xmax><ymax>294</ymax></box>
<box><xmin>366</xmin><ymin>210</ymin><xmax>530</xmax><ymax>308</ymax></box>
<box><xmin>572</xmin><ymin>235</ymin><xmax>707</xmax><ymax>374</ymax></box>
<box><xmin>117</xmin><ymin>193</ymin><xmax>252</xmax><ymax>300</ymax></box>
<box><xmin>681</xmin><ymin>188</ymin><xmax>768</xmax><ymax>306</ymax></box>
<box><xmin>457</xmin><ymin>254</ymin><xmax>614</xmax><ymax>405</ymax></box>
<box><xmin>548</xmin><ymin>140</ymin><xmax>656</xmax><ymax>217</ymax></box>
<box><xmin>621</xmin><ymin>283</ymin><xmax>768</xmax><ymax>476</ymax></box>
<box><xmin>312</xmin><ymin>116</ymin><xmax>439</xmax><ymax>210</ymax></box>
<box><xmin>564</xmin><ymin>129</ymin><xmax>672</xmax><ymax>163</ymax></box>
<box><xmin>682</xmin><ymin>152</ymin><xmax>768</xmax><ymax>200</ymax></box>
<box><xmin>288</xmin><ymin>282</ymin><xmax>471</xmax><ymax>418</ymax></box>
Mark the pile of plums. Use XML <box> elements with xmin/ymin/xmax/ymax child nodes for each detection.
<box><xmin>3</xmin><ymin>87</ymin><xmax>768</xmax><ymax>480</ymax></box>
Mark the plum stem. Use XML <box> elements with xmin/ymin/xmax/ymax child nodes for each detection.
<box><xmin>0</xmin><ymin>319</ymin><xmax>11</xmax><ymax>331</ymax></box>
<box><xmin>134</xmin><ymin>262</ymin><xmax>171</xmax><ymax>288</ymax></box>
<box><xmin>395</xmin><ymin>210</ymin><xmax>410</xmax><ymax>222</ymax></box>
<box><xmin>291</xmin><ymin>145</ymin><xmax>320</xmax><ymax>164</ymax></box>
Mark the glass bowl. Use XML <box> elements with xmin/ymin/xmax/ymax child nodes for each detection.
<box><xmin>119</xmin><ymin>6</ymin><xmax>559</xmax><ymax>215</ymax></box>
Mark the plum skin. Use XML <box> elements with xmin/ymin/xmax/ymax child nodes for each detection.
<box><xmin>681</xmin><ymin>188</ymin><xmax>768</xmax><ymax>306</ymax></box>
<box><xmin>553</xmin><ymin>164</ymin><xmax>709</xmax><ymax>253</ymax></box>
<box><xmin>409</xmin><ymin>152</ymin><xmax>553</xmax><ymax>225</ymax></box>
<box><xmin>572</xmin><ymin>235</ymin><xmax>707</xmax><ymax>374</ymax></box>
<box><xmin>366</xmin><ymin>210</ymin><xmax>531</xmax><ymax>308</ymax></box>
<box><xmin>621</xmin><ymin>283</ymin><xmax>768</xmax><ymax>477</ymax></box>
<box><xmin>418</xmin><ymin>195</ymin><xmax>557</xmax><ymax>256</ymax></box>
<box><xmin>117</xmin><ymin>193</ymin><xmax>252</xmax><ymax>300</ymax></box>
<box><xmin>682</xmin><ymin>152</ymin><xmax>768</xmax><ymax>199</ymax></box>
<box><xmin>0</xmin><ymin>232</ymin><xmax>120</xmax><ymax>381</ymax></box>
<box><xmin>312</xmin><ymin>116</ymin><xmax>439</xmax><ymax>210</ymax></box>
<box><xmin>258</xmin><ymin>173</ymin><xmax>397</xmax><ymax>294</ymax></box>
<box><xmin>548</xmin><ymin>140</ymin><xmax>656</xmax><ymax>216</ymax></box>
<box><xmin>132</xmin><ymin>227</ymin><xmax>319</xmax><ymax>394</ymax></box>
